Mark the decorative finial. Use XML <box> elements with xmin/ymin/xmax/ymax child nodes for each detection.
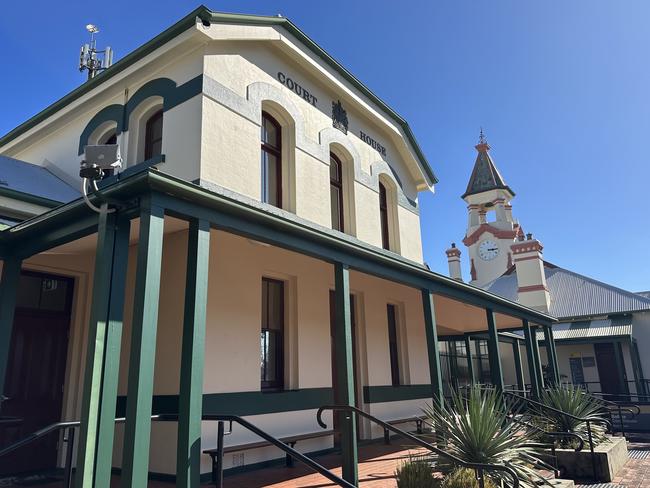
<box><xmin>478</xmin><ymin>127</ymin><xmax>487</xmax><ymax>145</ymax></box>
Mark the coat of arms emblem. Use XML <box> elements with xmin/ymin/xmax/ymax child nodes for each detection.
<box><xmin>331</xmin><ymin>100</ymin><xmax>348</xmax><ymax>134</ymax></box>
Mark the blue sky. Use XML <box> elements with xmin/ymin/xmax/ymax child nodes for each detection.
<box><xmin>1</xmin><ymin>1</ymin><xmax>648</xmax><ymax>291</ymax></box>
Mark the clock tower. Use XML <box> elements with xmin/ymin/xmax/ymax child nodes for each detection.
<box><xmin>461</xmin><ymin>132</ymin><xmax>521</xmax><ymax>287</ymax></box>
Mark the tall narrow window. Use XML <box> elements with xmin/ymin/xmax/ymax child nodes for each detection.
<box><xmin>330</xmin><ymin>153</ymin><xmax>344</xmax><ymax>231</ymax></box>
<box><xmin>144</xmin><ymin>109</ymin><xmax>163</xmax><ymax>160</ymax></box>
<box><xmin>261</xmin><ymin>112</ymin><xmax>282</xmax><ymax>207</ymax></box>
<box><xmin>261</xmin><ymin>278</ymin><xmax>284</xmax><ymax>391</ymax></box>
<box><xmin>386</xmin><ymin>304</ymin><xmax>400</xmax><ymax>386</ymax></box>
<box><xmin>379</xmin><ymin>182</ymin><xmax>390</xmax><ymax>250</ymax></box>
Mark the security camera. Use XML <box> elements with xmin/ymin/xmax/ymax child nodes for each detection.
<box><xmin>80</xmin><ymin>144</ymin><xmax>122</xmax><ymax>180</ymax></box>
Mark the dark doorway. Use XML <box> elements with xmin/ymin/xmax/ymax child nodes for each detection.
<box><xmin>0</xmin><ymin>271</ymin><xmax>74</xmax><ymax>475</ymax></box>
<box><xmin>329</xmin><ymin>292</ymin><xmax>359</xmax><ymax>445</ymax></box>
<box><xmin>594</xmin><ymin>342</ymin><xmax>628</xmax><ymax>400</ymax></box>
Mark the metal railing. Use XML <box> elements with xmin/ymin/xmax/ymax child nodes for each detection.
<box><xmin>585</xmin><ymin>393</ymin><xmax>639</xmax><ymax>437</ymax></box>
<box><xmin>316</xmin><ymin>404</ymin><xmax>520</xmax><ymax>488</ymax></box>
<box><xmin>503</xmin><ymin>391</ymin><xmax>611</xmax><ymax>480</ymax></box>
<box><xmin>0</xmin><ymin>413</ymin><xmax>355</xmax><ymax>488</ymax></box>
<box><xmin>505</xmin><ymin>413</ymin><xmax>584</xmax><ymax>478</ymax></box>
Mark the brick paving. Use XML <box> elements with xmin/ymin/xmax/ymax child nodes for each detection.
<box><xmin>576</xmin><ymin>434</ymin><xmax>650</xmax><ymax>488</ymax></box>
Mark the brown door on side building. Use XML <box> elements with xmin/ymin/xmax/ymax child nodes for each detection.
<box><xmin>0</xmin><ymin>272</ymin><xmax>74</xmax><ymax>476</ymax></box>
<box><xmin>594</xmin><ymin>342</ymin><xmax>628</xmax><ymax>401</ymax></box>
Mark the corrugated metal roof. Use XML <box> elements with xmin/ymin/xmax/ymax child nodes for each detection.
<box><xmin>484</xmin><ymin>263</ymin><xmax>650</xmax><ymax>319</ymax></box>
<box><xmin>537</xmin><ymin>317</ymin><xmax>632</xmax><ymax>341</ymax></box>
<box><xmin>0</xmin><ymin>155</ymin><xmax>79</xmax><ymax>204</ymax></box>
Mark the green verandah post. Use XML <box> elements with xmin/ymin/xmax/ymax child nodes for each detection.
<box><xmin>122</xmin><ymin>198</ymin><xmax>165</xmax><ymax>487</ymax></box>
<box><xmin>75</xmin><ymin>208</ymin><xmax>130</xmax><ymax>488</ymax></box>
<box><xmin>94</xmin><ymin>216</ymin><xmax>131</xmax><ymax>487</ymax></box>
<box><xmin>0</xmin><ymin>257</ymin><xmax>22</xmax><ymax>402</ymax></box>
<box><xmin>176</xmin><ymin>219</ymin><xmax>211</xmax><ymax>488</ymax></box>
<box><xmin>486</xmin><ymin>309</ymin><xmax>504</xmax><ymax>391</ymax></box>
<box><xmin>465</xmin><ymin>335</ymin><xmax>475</xmax><ymax>385</ymax></box>
<box><xmin>543</xmin><ymin>326</ymin><xmax>560</xmax><ymax>385</ymax></box>
<box><xmin>530</xmin><ymin>325</ymin><xmax>545</xmax><ymax>391</ymax></box>
<box><xmin>512</xmin><ymin>339</ymin><xmax>525</xmax><ymax>391</ymax></box>
<box><xmin>333</xmin><ymin>262</ymin><xmax>358</xmax><ymax>486</ymax></box>
<box><xmin>421</xmin><ymin>290</ymin><xmax>444</xmax><ymax>409</ymax></box>
<box><xmin>522</xmin><ymin>319</ymin><xmax>542</xmax><ymax>399</ymax></box>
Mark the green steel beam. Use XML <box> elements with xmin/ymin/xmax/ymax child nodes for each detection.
<box><xmin>94</xmin><ymin>216</ymin><xmax>131</xmax><ymax>488</ymax></box>
<box><xmin>422</xmin><ymin>290</ymin><xmax>444</xmax><ymax>407</ymax></box>
<box><xmin>122</xmin><ymin>199</ymin><xmax>165</xmax><ymax>487</ymax></box>
<box><xmin>512</xmin><ymin>341</ymin><xmax>525</xmax><ymax>391</ymax></box>
<box><xmin>632</xmin><ymin>341</ymin><xmax>647</xmax><ymax>395</ymax></box>
<box><xmin>474</xmin><ymin>339</ymin><xmax>485</xmax><ymax>384</ymax></box>
<box><xmin>75</xmin><ymin>207</ymin><xmax>117</xmax><ymax>487</ymax></box>
<box><xmin>333</xmin><ymin>263</ymin><xmax>358</xmax><ymax>485</ymax></box>
<box><xmin>548</xmin><ymin>326</ymin><xmax>560</xmax><ymax>385</ymax></box>
<box><xmin>486</xmin><ymin>309</ymin><xmax>504</xmax><ymax>391</ymax></box>
<box><xmin>0</xmin><ymin>257</ymin><xmax>21</xmax><ymax>399</ymax></box>
<box><xmin>522</xmin><ymin>320</ymin><xmax>542</xmax><ymax>399</ymax></box>
<box><xmin>177</xmin><ymin>219</ymin><xmax>211</xmax><ymax>488</ymax></box>
<box><xmin>543</xmin><ymin>326</ymin><xmax>559</xmax><ymax>385</ymax></box>
<box><xmin>465</xmin><ymin>335</ymin><xmax>475</xmax><ymax>385</ymax></box>
<box><xmin>531</xmin><ymin>327</ymin><xmax>545</xmax><ymax>390</ymax></box>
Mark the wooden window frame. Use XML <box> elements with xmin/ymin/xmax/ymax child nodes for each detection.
<box><xmin>261</xmin><ymin>277</ymin><xmax>285</xmax><ymax>391</ymax></box>
<box><xmin>386</xmin><ymin>303</ymin><xmax>400</xmax><ymax>386</ymax></box>
<box><xmin>144</xmin><ymin>109</ymin><xmax>163</xmax><ymax>161</ymax></box>
<box><xmin>261</xmin><ymin>111</ymin><xmax>283</xmax><ymax>207</ymax></box>
<box><xmin>330</xmin><ymin>153</ymin><xmax>345</xmax><ymax>232</ymax></box>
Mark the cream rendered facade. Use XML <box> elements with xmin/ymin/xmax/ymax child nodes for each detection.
<box><xmin>2</xmin><ymin>19</ymin><xmax>427</xmax><ymax>263</ymax></box>
<box><xmin>0</xmin><ymin>12</ymin><xmax>433</xmax><ymax>477</ymax></box>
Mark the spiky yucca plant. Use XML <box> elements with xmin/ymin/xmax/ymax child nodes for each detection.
<box><xmin>423</xmin><ymin>386</ymin><xmax>552</xmax><ymax>488</ymax></box>
<box><xmin>535</xmin><ymin>385</ymin><xmax>609</xmax><ymax>446</ymax></box>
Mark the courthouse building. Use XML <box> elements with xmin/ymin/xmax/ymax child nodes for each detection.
<box><xmin>0</xmin><ymin>7</ymin><xmax>557</xmax><ymax>486</ymax></box>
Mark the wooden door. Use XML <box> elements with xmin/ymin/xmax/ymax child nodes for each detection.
<box><xmin>0</xmin><ymin>272</ymin><xmax>73</xmax><ymax>475</ymax></box>
<box><xmin>594</xmin><ymin>342</ymin><xmax>626</xmax><ymax>400</ymax></box>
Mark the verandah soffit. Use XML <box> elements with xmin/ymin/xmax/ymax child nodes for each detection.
<box><xmin>0</xmin><ymin>168</ymin><xmax>555</xmax><ymax>327</ymax></box>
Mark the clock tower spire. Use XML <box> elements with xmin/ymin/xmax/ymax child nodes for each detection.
<box><xmin>460</xmin><ymin>131</ymin><xmax>519</xmax><ymax>287</ymax></box>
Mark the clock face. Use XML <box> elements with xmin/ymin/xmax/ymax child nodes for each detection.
<box><xmin>478</xmin><ymin>240</ymin><xmax>500</xmax><ymax>261</ymax></box>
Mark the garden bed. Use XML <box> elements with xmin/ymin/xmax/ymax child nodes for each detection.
<box><xmin>556</xmin><ymin>435</ymin><xmax>628</xmax><ymax>482</ymax></box>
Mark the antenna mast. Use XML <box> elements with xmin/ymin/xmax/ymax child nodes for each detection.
<box><xmin>79</xmin><ymin>24</ymin><xmax>113</xmax><ymax>80</ymax></box>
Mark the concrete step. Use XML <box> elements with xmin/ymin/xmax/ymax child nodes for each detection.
<box><xmin>547</xmin><ymin>479</ymin><xmax>575</xmax><ymax>488</ymax></box>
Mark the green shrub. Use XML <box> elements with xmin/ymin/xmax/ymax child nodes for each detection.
<box><xmin>441</xmin><ymin>468</ymin><xmax>498</xmax><ymax>488</ymax></box>
<box><xmin>423</xmin><ymin>385</ymin><xmax>552</xmax><ymax>488</ymax></box>
<box><xmin>535</xmin><ymin>385</ymin><xmax>609</xmax><ymax>447</ymax></box>
<box><xmin>395</xmin><ymin>457</ymin><xmax>438</xmax><ymax>488</ymax></box>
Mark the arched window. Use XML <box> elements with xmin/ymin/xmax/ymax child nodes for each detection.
<box><xmin>261</xmin><ymin>112</ymin><xmax>282</xmax><ymax>207</ymax></box>
<box><xmin>379</xmin><ymin>181</ymin><xmax>390</xmax><ymax>250</ymax></box>
<box><xmin>330</xmin><ymin>153</ymin><xmax>344</xmax><ymax>231</ymax></box>
<box><xmin>101</xmin><ymin>132</ymin><xmax>117</xmax><ymax>145</ymax></box>
<box><xmin>144</xmin><ymin>109</ymin><xmax>163</xmax><ymax>161</ymax></box>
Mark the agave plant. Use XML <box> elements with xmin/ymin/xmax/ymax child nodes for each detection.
<box><xmin>423</xmin><ymin>385</ymin><xmax>552</xmax><ymax>488</ymax></box>
<box><xmin>534</xmin><ymin>385</ymin><xmax>609</xmax><ymax>447</ymax></box>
